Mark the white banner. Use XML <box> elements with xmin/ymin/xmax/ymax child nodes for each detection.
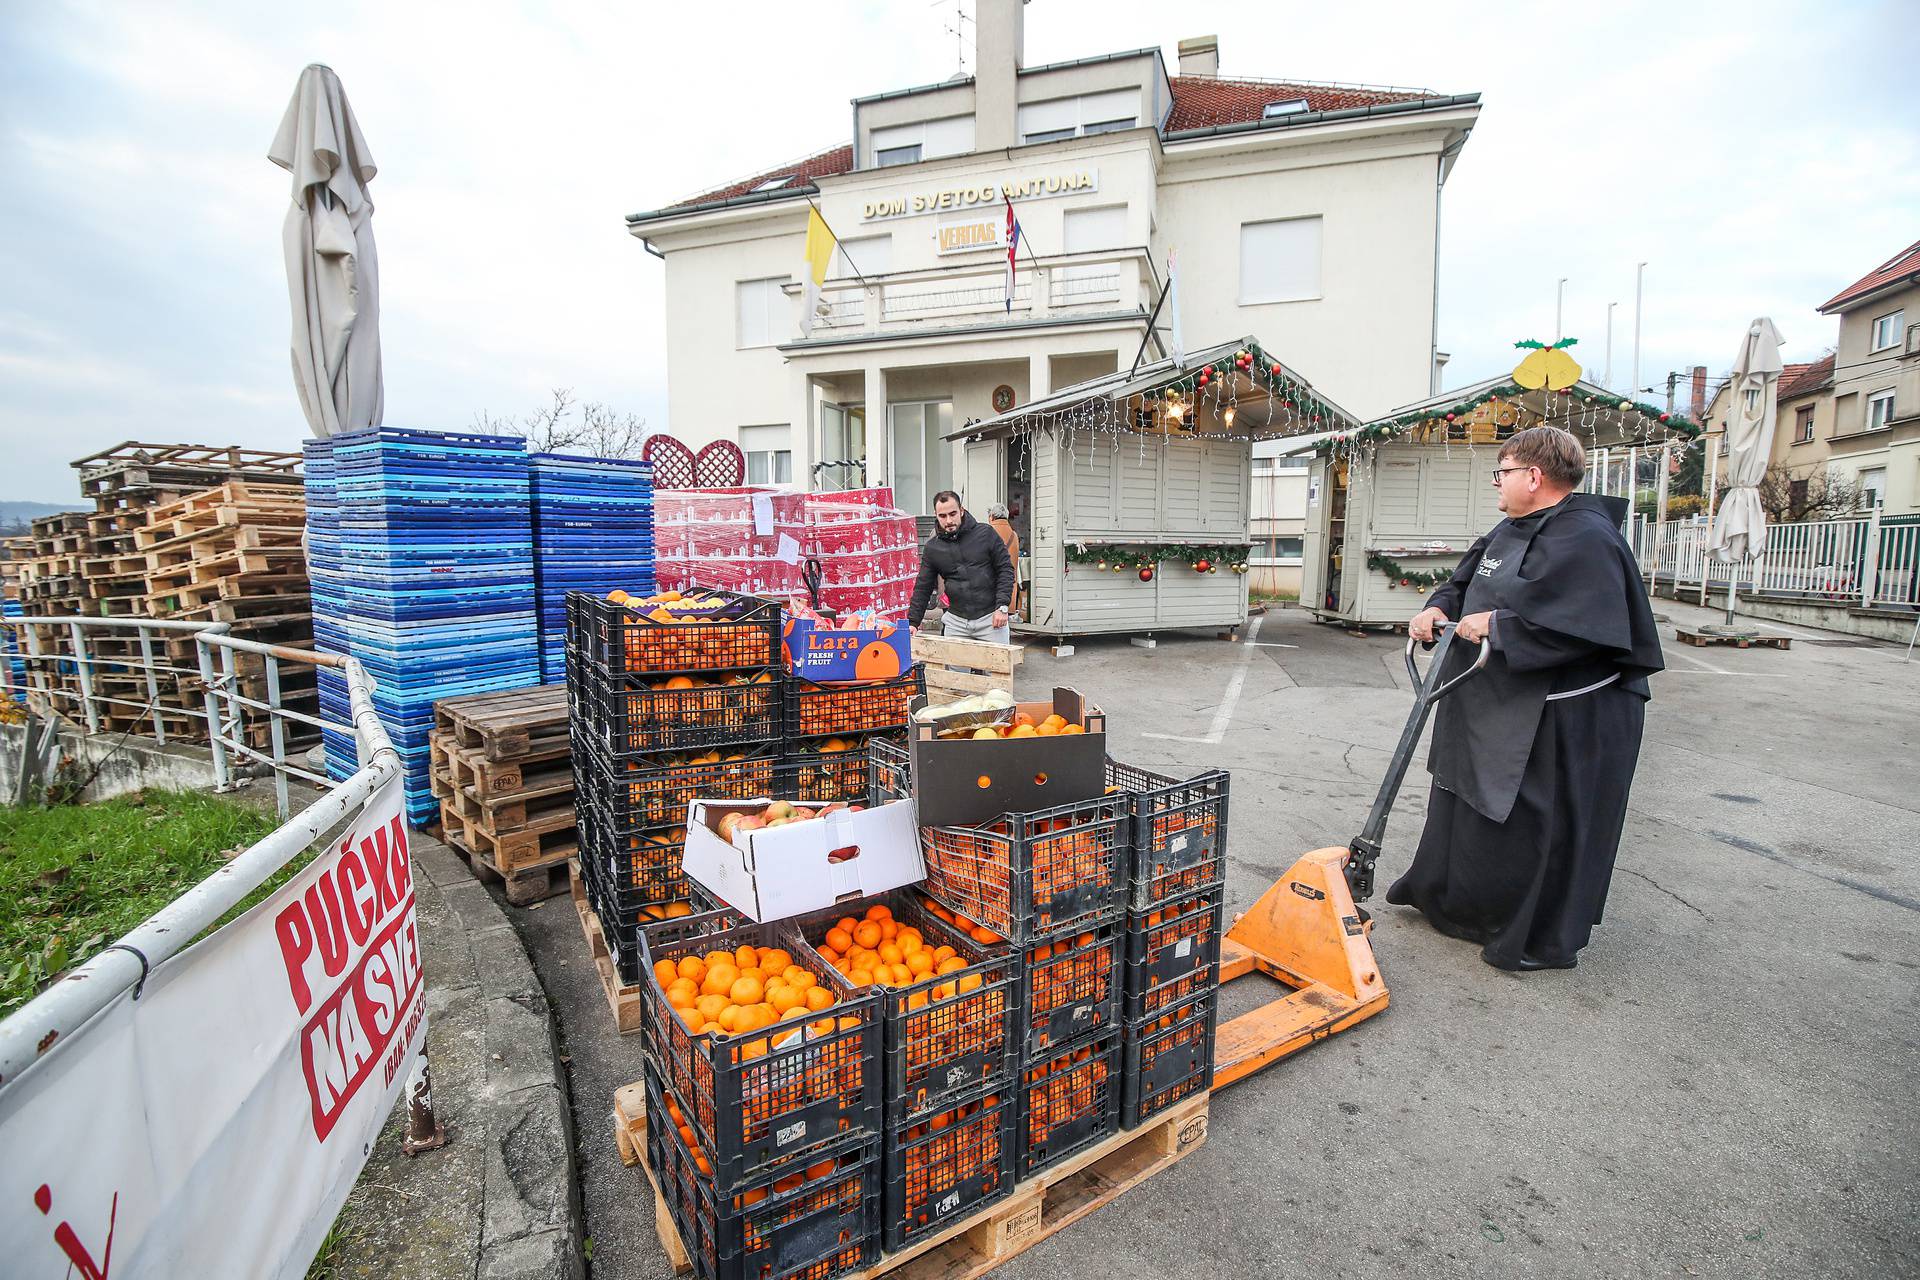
<box><xmin>0</xmin><ymin>776</ymin><xmax>424</xmax><ymax>1280</ymax></box>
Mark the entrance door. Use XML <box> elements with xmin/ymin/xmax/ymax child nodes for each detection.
<box><xmin>963</xmin><ymin>439</ymin><xmax>1002</xmax><ymax>513</ymax></box>
<box><xmin>817</xmin><ymin>403</ymin><xmax>866</xmax><ymax>490</ymax></box>
<box><xmin>888</xmin><ymin>400</ymin><xmax>954</xmax><ymax>514</ymax></box>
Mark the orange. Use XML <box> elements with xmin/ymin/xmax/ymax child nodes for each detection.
<box><xmin>972</xmin><ymin>727</ymin><xmax>1000</xmax><ymax>739</ymax></box>
<box><xmin>700</xmin><ymin>964</ymin><xmax>739</xmax><ymax>996</ymax></box>
<box><xmin>805</xmin><ymin>986</ymin><xmax>835</xmax><ymax>1012</ymax></box>
<box><xmin>1062</xmin><ymin>724</ymin><xmax>1084</xmax><ymax>734</ymax></box>
<box><xmin>937</xmin><ymin>956</ymin><xmax>967</xmax><ymax>976</ymax></box>
<box><xmin>695</xmin><ymin>993</ymin><xmax>729</xmax><ymax>1022</ymax></box>
<box><xmin>653</xmin><ymin>959</ymin><xmax>679</xmax><ymax>987</ymax></box>
<box><xmin>933</xmin><ymin>945</ymin><xmax>956</xmax><ymax>965</ymax></box>
<box><xmin>878</xmin><ymin>942</ymin><xmax>903</xmax><ymax>966</ymax></box>
<box><xmin>735</xmin><ymin>945</ymin><xmax>759</xmax><ymax>970</ymax></box>
<box><xmin>674</xmin><ymin>1005</ymin><xmax>700</xmax><ymax>1029</ymax></box>
<box><xmin>1036</xmin><ymin>723</ymin><xmax>1059</xmax><ymax>736</ymax></box>
<box><xmin>865</xmin><ymin>903</ymin><xmax>892</xmax><ymax>921</ymax></box>
<box><xmin>729</xmin><ymin>975</ymin><xmax>765</xmax><ymax>1005</ymax></box>
<box><xmin>677</xmin><ymin>955</ymin><xmax>706</xmax><ymax>983</ymax></box>
<box><xmin>663</xmin><ymin>676</ymin><xmax>696</xmax><ymax>690</ymax></box>
<box><xmin>957</xmin><ymin>974</ymin><xmax>983</xmax><ymax>994</ymax></box>
<box><xmin>879</xmin><ymin>920</ymin><xmax>899</xmax><ymax>941</ymax></box>
<box><xmin>1042</xmin><ymin>713</ymin><xmax>1066</xmax><ymax>728</ymax></box>
<box><xmin>969</xmin><ymin>925</ymin><xmax>1001</xmax><ymax>945</ymax></box>
<box><xmin>1013</xmin><ymin>711</ymin><xmax>1036</xmax><ymax>728</ymax></box>
<box><xmin>769</xmin><ymin>986</ymin><xmax>805</xmax><ymax>1014</ymax></box>
<box><xmin>783</xmin><ymin>967</ymin><xmax>814</xmax><ymax>989</ymax></box>
<box><xmin>905</xmin><ymin>951</ymin><xmax>935</xmax><ymax>977</ymax></box>
<box><xmin>1008</xmin><ymin>724</ymin><xmax>1038</xmax><ymax>738</ymax></box>
<box><xmin>806</xmin><ymin>1157</ymin><xmax>838</xmax><ymax>1181</ymax></box>
<box><xmin>759</xmin><ymin>949</ymin><xmax>793</xmax><ymax>973</ymax></box>
<box><xmin>666</xmin><ymin>978</ymin><xmax>699</xmax><ymax>1007</ymax></box>
<box><xmin>852</xmin><ymin>921</ymin><xmax>882</xmax><ymax>950</ymax></box>
<box><xmin>848</xmin><ymin>968</ymin><xmax>874</xmax><ymax>987</ymax></box>
<box><xmin>824</xmin><ymin>927</ymin><xmax>853</xmax><ymax>953</ymax></box>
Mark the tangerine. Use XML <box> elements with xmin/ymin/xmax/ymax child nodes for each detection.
<box><xmin>852</xmin><ymin>921</ymin><xmax>882</xmax><ymax>949</ymax></box>
<box><xmin>825</xmin><ymin>927</ymin><xmax>853</xmax><ymax>953</ymax></box>
<box><xmin>805</xmin><ymin>986</ymin><xmax>835</xmax><ymax>1012</ymax></box>
<box><xmin>1062</xmin><ymin>723</ymin><xmax>1084</xmax><ymax>734</ymax></box>
<box><xmin>729</xmin><ymin>976</ymin><xmax>765</xmax><ymax>1005</ymax></box>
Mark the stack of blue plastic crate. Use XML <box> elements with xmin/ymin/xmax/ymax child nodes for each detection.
<box><xmin>1</xmin><ymin>596</ymin><xmax>25</xmax><ymax>703</ymax></box>
<box><xmin>528</xmin><ymin>453</ymin><xmax>655</xmax><ymax>684</ymax></box>
<box><xmin>305</xmin><ymin>429</ymin><xmax>540</xmax><ymax>823</ymax></box>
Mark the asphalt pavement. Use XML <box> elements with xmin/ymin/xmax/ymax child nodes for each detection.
<box><xmin>508</xmin><ymin>598</ymin><xmax>1920</xmax><ymax>1280</ymax></box>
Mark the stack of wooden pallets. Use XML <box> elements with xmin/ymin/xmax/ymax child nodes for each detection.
<box><xmin>14</xmin><ymin>514</ymin><xmax>91</xmax><ymax>719</ymax></box>
<box><xmin>428</xmin><ymin>685</ymin><xmax>576</xmax><ymax>905</ymax></box>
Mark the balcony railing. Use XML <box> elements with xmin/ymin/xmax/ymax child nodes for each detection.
<box><xmin>795</xmin><ymin>247</ymin><xmax>1158</xmax><ymax>339</ymax></box>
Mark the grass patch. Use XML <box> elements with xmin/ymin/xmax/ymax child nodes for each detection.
<box><xmin>0</xmin><ymin>789</ymin><xmax>287</xmax><ymax>1017</ymax></box>
<box><xmin>1252</xmin><ymin>588</ymin><xmax>1300</xmax><ymax>605</ymax></box>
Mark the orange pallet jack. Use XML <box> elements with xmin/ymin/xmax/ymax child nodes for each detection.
<box><xmin>1214</xmin><ymin>626</ymin><xmax>1488</xmax><ymax>1088</ymax></box>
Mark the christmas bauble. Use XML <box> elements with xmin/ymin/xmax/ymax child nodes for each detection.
<box><xmin>1138</xmin><ymin>566</ymin><xmax>1154</xmax><ymax>583</ymax></box>
<box><xmin>1195</xmin><ymin>559</ymin><xmax>1211</xmax><ymax>573</ymax></box>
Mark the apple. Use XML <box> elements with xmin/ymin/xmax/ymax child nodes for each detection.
<box><xmin>845</xmin><ymin>804</ymin><xmax>865</xmax><ymax>813</ymax></box>
<box><xmin>765</xmin><ymin>800</ymin><xmax>794</xmax><ymax>821</ymax></box>
<box><xmin>735</xmin><ymin>815</ymin><xmax>766</xmax><ymax>834</ymax></box>
<box><xmin>717</xmin><ymin>812</ymin><xmax>746</xmax><ymax>840</ymax></box>
<box><xmin>765</xmin><ymin>817</ymin><xmax>790</xmax><ymax>828</ymax></box>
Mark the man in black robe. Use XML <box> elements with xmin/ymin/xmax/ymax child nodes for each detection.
<box><xmin>1386</xmin><ymin>425</ymin><xmax>1664</xmax><ymax>971</ymax></box>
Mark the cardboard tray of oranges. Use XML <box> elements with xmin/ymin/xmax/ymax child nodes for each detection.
<box><xmin>906</xmin><ymin>688</ymin><xmax>1105</xmax><ymax>828</ymax></box>
<box><xmin>645</xmin><ymin>1057</ymin><xmax>883</xmax><ymax>1280</ymax></box>
<box><xmin>791</xmin><ymin>892</ymin><xmax>1020</xmax><ymax>1129</ymax></box>
<box><xmin>639</xmin><ymin>909</ymin><xmax>882</xmax><ymax>1193</ymax></box>
<box><xmin>570</xmin><ymin>588</ymin><xmax>782</xmax><ymax>676</ymax></box>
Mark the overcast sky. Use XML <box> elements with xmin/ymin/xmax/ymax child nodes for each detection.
<box><xmin>2</xmin><ymin>0</ymin><xmax>1916</xmax><ymax>502</ymax></box>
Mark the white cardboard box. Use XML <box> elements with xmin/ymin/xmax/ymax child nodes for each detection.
<box><xmin>681</xmin><ymin>797</ymin><xmax>925</xmax><ymax>923</ymax></box>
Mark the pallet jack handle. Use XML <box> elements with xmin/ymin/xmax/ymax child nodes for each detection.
<box><xmin>1343</xmin><ymin>624</ymin><xmax>1490</xmax><ymax>902</ymax></box>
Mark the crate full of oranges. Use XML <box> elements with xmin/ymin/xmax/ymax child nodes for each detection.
<box><xmin>880</xmin><ymin>1086</ymin><xmax>1015</xmax><ymax>1251</ymax></box>
<box><xmin>644</xmin><ymin>1060</ymin><xmax>882</xmax><ymax>1280</ymax></box>
<box><xmin>639</xmin><ymin>911</ymin><xmax>881</xmax><ymax>1192</ymax></box>
<box><xmin>795</xmin><ymin>893</ymin><xmax>1019</xmax><ymax>1128</ymax></box>
<box><xmin>1015</xmin><ymin>1029</ymin><xmax>1122</xmax><ymax>1179</ymax></box>
<box><xmin>569</xmin><ymin>589</ymin><xmax>782</xmax><ymax>676</ymax></box>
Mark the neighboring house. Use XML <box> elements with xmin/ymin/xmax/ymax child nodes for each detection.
<box><xmin>1248</xmin><ymin>449</ymin><xmax>1309</xmax><ymax>594</ymax></box>
<box><xmin>1818</xmin><ymin>239</ymin><xmax>1920</xmax><ymax>514</ymax></box>
<box><xmin>1703</xmin><ymin>353</ymin><xmax>1839</xmax><ymax>517</ymax></box>
<box><xmin>624</xmin><ymin>1</ymin><xmax>1480</xmax><ymax>526</ymax></box>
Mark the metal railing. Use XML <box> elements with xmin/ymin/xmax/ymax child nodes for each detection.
<box><xmin>1634</xmin><ymin>509</ymin><xmax>1920</xmax><ymax>611</ymax></box>
<box><xmin>803</xmin><ymin>246</ymin><xmax>1158</xmax><ymax>335</ymax></box>
<box><xmin>0</xmin><ymin>635</ymin><xmax>397</xmax><ymax>1087</ymax></box>
<box><xmin>2</xmin><ymin>615</ymin><xmax>344</xmax><ymax>819</ymax></box>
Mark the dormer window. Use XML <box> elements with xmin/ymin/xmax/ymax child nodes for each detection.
<box><xmin>751</xmin><ymin>176</ymin><xmax>794</xmax><ymax>192</ymax></box>
<box><xmin>1262</xmin><ymin>98</ymin><xmax>1310</xmax><ymax>119</ymax></box>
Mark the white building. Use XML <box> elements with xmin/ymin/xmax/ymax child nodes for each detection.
<box><xmin>626</xmin><ymin>1</ymin><xmax>1479</xmax><ymax>561</ymax></box>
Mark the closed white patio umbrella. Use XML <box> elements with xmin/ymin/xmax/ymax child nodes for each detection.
<box><xmin>269</xmin><ymin>64</ymin><xmax>383</xmax><ymax>437</ymax></box>
<box><xmin>1706</xmin><ymin>317</ymin><xmax>1784</xmax><ymax>623</ymax></box>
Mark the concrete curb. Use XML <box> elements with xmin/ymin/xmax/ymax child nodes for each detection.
<box><xmin>320</xmin><ymin>829</ymin><xmax>584</xmax><ymax>1280</ymax></box>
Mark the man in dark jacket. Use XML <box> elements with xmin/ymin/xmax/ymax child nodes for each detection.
<box><xmin>909</xmin><ymin>491</ymin><xmax>1015</xmax><ymax>642</ymax></box>
<box><xmin>1388</xmin><ymin>425</ymin><xmax>1664</xmax><ymax>972</ymax></box>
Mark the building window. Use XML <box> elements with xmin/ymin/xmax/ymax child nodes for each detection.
<box><xmin>1253</xmin><ymin>536</ymin><xmax>1304</xmax><ymax>563</ymax></box>
<box><xmin>1870</xmin><ymin>310</ymin><xmax>1904</xmax><ymax>352</ymax></box>
<box><xmin>740</xmin><ymin>425</ymin><xmax>793</xmax><ymax>486</ymax></box>
<box><xmin>1239</xmin><ymin>216</ymin><xmax>1323</xmax><ymax>305</ymax></box>
<box><xmin>1796</xmin><ymin>405</ymin><xmax>1815</xmax><ymax>442</ymax></box>
<box><xmin>1859</xmin><ymin>467</ymin><xmax>1885</xmax><ymax>508</ymax></box>
<box><xmin>1262</xmin><ymin>98</ymin><xmax>1310</xmax><ymax>119</ymax></box>
<box><xmin>735</xmin><ymin>277</ymin><xmax>789</xmax><ymax>349</ymax></box>
<box><xmin>888</xmin><ymin>400</ymin><xmax>954</xmax><ymax>514</ymax></box>
<box><xmin>876</xmin><ymin>144</ymin><xmax>921</xmax><ymax>167</ymax></box>
<box><xmin>1788</xmin><ymin>478</ymin><xmax>1809</xmax><ymax>515</ymax></box>
<box><xmin>1718</xmin><ymin>435</ymin><xmax>1729</xmax><ymax>457</ymax></box>
<box><xmin>869</xmin><ymin>116</ymin><xmax>974</xmax><ymax>169</ymax></box>
<box><xmin>832</xmin><ymin>234</ymin><xmax>892</xmax><ymax>279</ymax></box>
<box><xmin>1867</xmin><ymin>389</ymin><xmax>1896</xmax><ymax>432</ymax></box>
<box><xmin>1743</xmin><ymin>388</ymin><xmax>1761</xmax><ymax>416</ymax></box>
<box><xmin>751</xmin><ymin>176</ymin><xmax>793</xmax><ymax>192</ymax></box>
<box><xmin>1017</xmin><ymin>90</ymin><xmax>1138</xmax><ymax>145</ymax></box>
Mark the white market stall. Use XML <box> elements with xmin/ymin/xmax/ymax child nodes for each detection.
<box><xmin>947</xmin><ymin>335</ymin><xmax>1361</xmax><ymax>640</ymax></box>
<box><xmin>1293</xmin><ymin>359</ymin><xmax>1702</xmax><ymax>630</ymax></box>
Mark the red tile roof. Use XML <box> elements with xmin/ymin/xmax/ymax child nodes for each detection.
<box><xmin>1778</xmin><ymin>352</ymin><xmax>1834</xmax><ymax>401</ymax></box>
<box><xmin>1163</xmin><ymin>76</ymin><xmax>1438</xmax><ymax>131</ymax></box>
<box><xmin>654</xmin><ymin>77</ymin><xmax>1445</xmax><ymax>214</ymax></box>
<box><xmin>1819</xmin><ymin>238</ymin><xmax>1920</xmax><ymax>313</ymax></box>
<box><xmin>668</xmin><ymin>144</ymin><xmax>855</xmax><ymax>212</ymax></box>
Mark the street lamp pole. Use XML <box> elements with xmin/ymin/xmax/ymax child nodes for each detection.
<box><xmin>1605</xmin><ymin>301</ymin><xmax>1618</xmax><ymax>389</ymax></box>
<box><xmin>1555</xmin><ymin>277</ymin><xmax>1568</xmax><ymax>343</ymax></box>
<box><xmin>1632</xmin><ymin>262</ymin><xmax>1647</xmax><ymax>396</ymax></box>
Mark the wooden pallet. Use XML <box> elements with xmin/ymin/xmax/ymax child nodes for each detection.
<box><xmin>433</xmin><ymin>684</ymin><xmax>569</xmax><ymax>758</ymax></box>
<box><xmin>1675</xmin><ymin>628</ymin><xmax>1790</xmax><ymax>650</ymax></box>
<box><xmin>440</xmin><ymin>798</ymin><xmax>576</xmax><ymax>875</ymax></box>
<box><xmin>433</xmin><ymin>735</ymin><xmax>571</xmax><ymax>795</ymax></box>
<box><xmin>621</xmin><ymin>1082</ymin><xmax>1208</xmax><ymax>1280</ymax></box>
<box><xmin>911</xmin><ymin>632</ymin><xmax>1023</xmax><ymax>704</ymax></box>
<box><xmin>441</xmin><ymin>824</ymin><xmax>573</xmax><ymax>906</ymax></box>
<box><xmin>571</xmin><ymin>866</ymin><xmax>647</xmax><ymax>1034</ymax></box>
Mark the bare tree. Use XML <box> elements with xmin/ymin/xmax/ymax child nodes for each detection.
<box><xmin>1752</xmin><ymin>466</ymin><xmax>1866</xmax><ymax>523</ymax></box>
<box><xmin>472</xmin><ymin>388</ymin><xmax>652</xmax><ymax>459</ymax></box>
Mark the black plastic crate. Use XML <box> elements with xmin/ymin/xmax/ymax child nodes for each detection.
<box><xmin>791</xmin><ymin>891</ymin><xmax>1019</xmax><ymax>1128</ymax></box>
<box><xmin>1122</xmin><ymin>888</ymin><xmax>1225</xmax><ymax>995</ymax></box>
<box><xmin>882</xmin><ymin>1085</ymin><xmax>1015</xmax><ymax>1252</ymax></box>
<box><xmin>1015</xmin><ymin>1028</ymin><xmax>1122</xmax><ymax>1179</ymax></box>
<box><xmin>639</xmin><ymin>913</ymin><xmax>882</xmax><ymax>1193</ymax></box>
<box><xmin>1122</xmin><ymin>957</ymin><xmax>1220</xmax><ymax>1027</ymax></box>
<box><xmin>579</xmin><ymin>801</ymin><xmax>717</xmax><ymax>934</ymax></box>
<box><xmin>582</xmin><ymin>738</ymin><xmax>781</xmax><ymax>836</ymax></box>
<box><xmin>567</xmin><ymin>588</ymin><xmax>782</xmax><ymax>678</ymax></box>
<box><xmin>1121</xmin><ymin>989</ymin><xmax>1217</xmax><ymax>1130</ymax></box>
<box><xmin>784</xmin><ymin>667</ymin><xmax>924</xmax><ymax>741</ymax></box>
<box><xmin>648</xmin><ymin>1060</ymin><xmax>881</xmax><ymax>1280</ymax></box>
<box><xmin>576</xmin><ymin>663</ymin><xmax>784</xmax><ymax>756</ymax></box>
<box><xmin>777</xmin><ymin>733</ymin><xmax>902</xmax><ymax>807</ymax></box>
<box><xmin>869</xmin><ymin>739</ymin><xmax>1128</xmax><ymax>945</ymax></box>
<box><xmin>1018</xmin><ymin>914</ymin><xmax>1124</xmax><ymax>1060</ymax></box>
<box><xmin>1105</xmin><ymin>759</ymin><xmax>1229</xmax><ymax>912</ymax></box>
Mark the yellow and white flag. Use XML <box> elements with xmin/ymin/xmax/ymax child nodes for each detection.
<box><xmin>801</xmin><ymin>205</ymin><xmax>838</xmax><ymax>336</ymax></box>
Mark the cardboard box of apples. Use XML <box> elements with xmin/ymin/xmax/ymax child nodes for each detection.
<box><xmin>681</xmin><ymin>795</ymin><xmax>924</xmax><ymax>923</ymax></box>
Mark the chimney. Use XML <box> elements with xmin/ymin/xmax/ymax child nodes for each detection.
<box><xmin>1178</xmin><ymin>35</ymin><xmax>1219</xmax><ymax>77</ymax></box>
<box><xmin>1690</xmin><ymin>365</ymin><xmax>1707</xmax><ymax>420</ymax></box>
<box><xmin>974</xmin><ymin>0</ymin><xmax>1026</xmax><ymax>151</ymax></box>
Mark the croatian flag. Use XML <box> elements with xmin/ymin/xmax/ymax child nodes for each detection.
<box><xmin>1004</xmin><ymin>195</ymin><xmax>1022</xmax><ymax>313</ymax></box>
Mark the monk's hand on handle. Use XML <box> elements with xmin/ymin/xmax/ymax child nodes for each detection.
<box><xmin>1455</xmin><ymin>610</ymin><xmax>1495</xmax><ymax>643</ymax></box>
<box><xmin>1409</xmin><ymin>607</ymin><xmax>1449</xmax><ymax>643</ymax></box>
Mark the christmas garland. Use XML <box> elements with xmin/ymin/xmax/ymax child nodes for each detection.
<box><xmin>1151</xmin><ymin>341</ymin><xmax>1358</xmax><ymax>434</ymax></box>
<box><xmin>1366</xmin><ymin>552</ymin><xmax>1455</xmax><ymax>591</ymax></box>
<box><xmin>1065</xmin><ymin>542</ymin><xmax>1252</xmax><ymax>575</ymax></box>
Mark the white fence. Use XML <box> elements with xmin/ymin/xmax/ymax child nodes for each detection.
<box><xmin>1633</xmin><ymin>510</ymin><xmax>1920</xmax><ymax>611</ymax></box>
